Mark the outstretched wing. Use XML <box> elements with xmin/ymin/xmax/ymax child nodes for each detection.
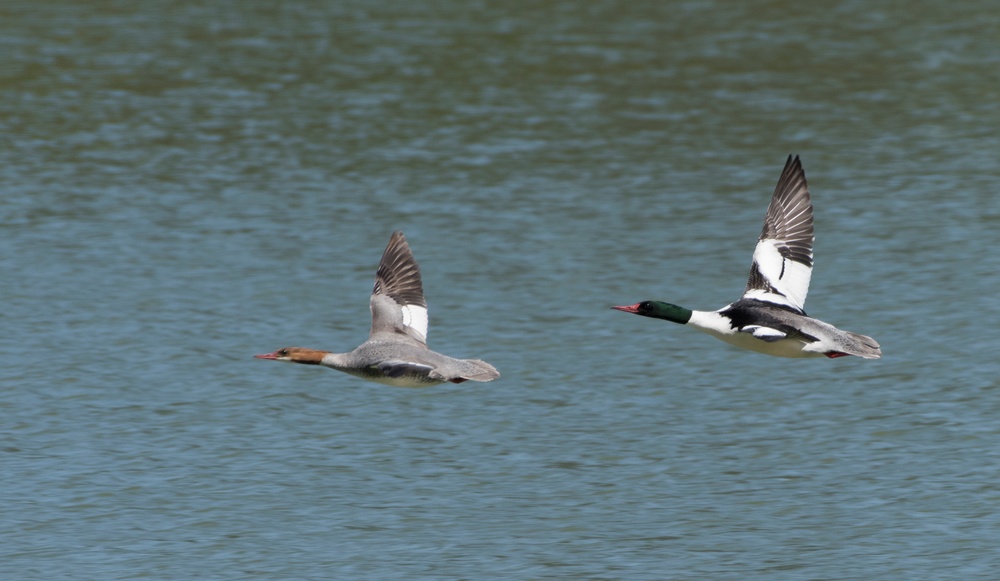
<box><xmin>742</xmin><ymin>155</ymin><xmax>814</xmax><ymax>313</ymax></box>
<box><xmin>370</xmin><ymin>231</ymin><xmax>429</xmax><ymax>344</ymax></box>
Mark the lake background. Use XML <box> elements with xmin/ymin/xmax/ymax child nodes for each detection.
<box><xmin>3</xmin><ymin>1</ymin><xmax>999</xmax><ymax>579</ymax></box>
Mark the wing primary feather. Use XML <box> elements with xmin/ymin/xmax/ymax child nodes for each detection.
<box><xmin>742</xmin><ymin>155</ymin><xmax>815</xmax><ymax>312</ymax></box>
<box><xmin>373</xmin><ymin>231</ymin><xmax>427</xmax><ymax>308</ymax></box>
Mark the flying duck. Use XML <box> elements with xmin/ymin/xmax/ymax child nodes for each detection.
<box><xmin>256</xmin><ymin>231</ymin><xmax>501</xmax><ymax>386</ymax></box>
<box><xmin>612</xmin><ymin>155</ymin><xmax>881</xmax><ymax>359</ymax></box>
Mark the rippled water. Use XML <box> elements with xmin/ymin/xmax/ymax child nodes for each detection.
<box><xmin>3</xmin><ymin>1</ymin><xmax>1000</xmax><ymax>578</ymax></box>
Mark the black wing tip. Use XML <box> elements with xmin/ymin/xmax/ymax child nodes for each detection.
<box><xmin>781</xmin><ymin>154</ymin><xmax>805</xmax><ymax>180</ymax></box>
<box><xmin>382</xmin><ymin>230</ymin><xmax>415</xmax><ymax>262</ymax></box>
<box><xmin>758</xmin><ymin>155</ymin><xmax>813</xmax><ymax>235</ymax></box>
<box><xmin>386</xmin><ymin>230</ymin><xmax>408</xmax><ymax>251</ymax></box>
<box><xmin>774</xmin><ymin>154</ymin><xmax>812</xmax><ymax>207</ymax></box>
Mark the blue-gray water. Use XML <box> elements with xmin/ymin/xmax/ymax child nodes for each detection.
<box><xmin>3</xmin><ymin>2</ymin><xmax>1000</xmax><ymax>579</ymax></box>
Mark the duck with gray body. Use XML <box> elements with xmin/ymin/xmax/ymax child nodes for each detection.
<box><xmin>613</xmin><ymin>155</ymin><xmax>882</xmax><ymax>359</ymax></box>
<box><xmin>256</xmin><ymin>231</ymin><xmax>500</xmax><ymax>387</ymax></box>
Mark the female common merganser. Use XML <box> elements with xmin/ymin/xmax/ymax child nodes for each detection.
<box><xmin>613</xmin><ymin>155</ymin><xmax>881</xmax><ymax>359</ymax></box>
<box><xmin>256</xmin><ymin>231</ymin><xmax>500</xmax><ymax>386</ymax></box>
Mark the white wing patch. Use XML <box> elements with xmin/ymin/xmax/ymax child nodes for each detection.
<box><xmin>401</xmin><ymin>304</ymin><xmax>429</xmax><ymax>342</ymax></box>
<box><xmin>743</xmin><ymin>239</ymin><xmax>812</xmax><ymax>312</ymax></box>
<box><xmin>741</xmin><ymin>325</ymin><xmax>787</xmax><ymax>342</ymax></box>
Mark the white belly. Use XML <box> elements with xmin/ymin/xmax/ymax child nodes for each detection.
<box><xmin>699</xmin><ymin>328</ymin><xmax>824</xmax><ymax>358</ymax></box>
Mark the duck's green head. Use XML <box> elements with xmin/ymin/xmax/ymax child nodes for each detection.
<box><xmin>611</xmin><ymin>301</ymin><xmax>692</xmax><ymax>324</ymax></box>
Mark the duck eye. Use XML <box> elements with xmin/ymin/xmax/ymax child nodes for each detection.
<box><xmin>279</xmin><ymin>349</ymin><xmax>289</xmax><ymax>356</ymax></box>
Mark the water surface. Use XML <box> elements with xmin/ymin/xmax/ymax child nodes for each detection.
<box><xmin>3</xmin><ymin>1</ymin><xmax>1000</xmax><ymax>578</ymax></box>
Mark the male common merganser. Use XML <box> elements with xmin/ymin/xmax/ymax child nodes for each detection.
<box><xmin>256</xmin><ymin>231</ymin><xmax>500</xmax><ymax>386</ymax></box>
<box><xmin>612</xmin><ymin>155</ymin><xmax>882</xmax><ymax>359</ymax></box>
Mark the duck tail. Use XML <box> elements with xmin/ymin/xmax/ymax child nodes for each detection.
<box><xmin>429</xmin><ymin>358</ymin><xmax>500</xmax><ymax>384</ymax></box>
<box><xmin>455</xmin><ymin>359</ymin><xmax>501</xmax><ymax>383</ymax></box>
<box><xmin>840</xmin><ymin>331</ymin><xmax>882</xmax><ymax>359</ymax></box>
